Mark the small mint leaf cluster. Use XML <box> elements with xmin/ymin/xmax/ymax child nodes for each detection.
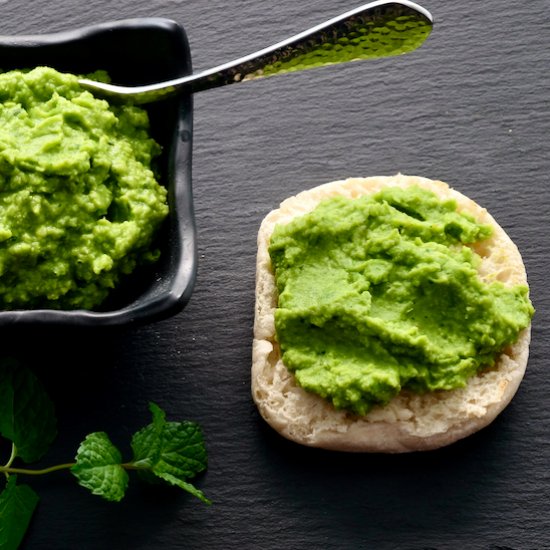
<box><xmin>131</xmin><ymin>402</ymin><xmax>210</xmax><ymax>503</ymax></box>
<box><xmin>72</xmin><ymin>403</ymin><xmax>210</xmax><ymax>504</ymax></box>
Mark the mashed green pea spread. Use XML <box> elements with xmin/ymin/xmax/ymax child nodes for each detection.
<box><xmin>269</xmin><ymin>186</ymin><xmax>534</xmax><ymax>415</ymax></box>
<box><xmin>0</xmin><ymin>67</ymin><xmax>168</xmax><ymax>310</ymax></box>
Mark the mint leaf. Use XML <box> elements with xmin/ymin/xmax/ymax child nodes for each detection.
<box><xmin>0</xmin><ymin>360</ymin><xmax>56</xmax><ymax>463</ymax></box>
<box><xmin>0</xmin><ymin>362</ymin><xmax>15</xmax><ymax>432</ymax></box>
<box><xmin>131</xmin><ymin>402</ymin><xmax>210</xmax><ymax>504</ymax></box>
<box><xmin>0</xmin><ymin>476</ymin><xmax>39</xmax><ymax>550</ymax></box>
<box><xmin>71</xmin><ymin>432</ymin><xmax>128</xmax><ymax>502</ymax></box>
<box><xmin>153</xmin><ymin>471</ymin><xmax>211</xmax><ymax>504</ymax></box>
<box><xmin>130</xmin><ymin>401</ymin><xmax>166</xmax><ymax>469</ymax></box>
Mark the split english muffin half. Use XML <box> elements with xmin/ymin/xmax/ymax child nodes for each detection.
<box><xmin>252</xmin><ymin>174</ymin><xmax>532</xmax><ymax>452</ymax></box>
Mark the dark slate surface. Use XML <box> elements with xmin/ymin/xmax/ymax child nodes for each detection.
<box><xmin>0</xmin><ymin>0</ymin><xmax>548</xmax><ymax>548</ymax></box>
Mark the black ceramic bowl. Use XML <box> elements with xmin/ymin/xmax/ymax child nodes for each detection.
<box><xmin>0</xmin><ymin>19</ymin><xmax>196</xmax><ymax>327</ymax></box>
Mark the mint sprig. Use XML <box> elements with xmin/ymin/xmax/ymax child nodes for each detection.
<box><xmin>0</xmin><ymin>362</ymin><xmax>210</xmax><ymax>550</ymax></box>
<box><xmin>71</xmin><ymin>404</ymin><xmax>210</xmax><ymax>505</ymax></box>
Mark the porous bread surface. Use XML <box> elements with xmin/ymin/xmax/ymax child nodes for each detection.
<box><xmin>252</xmin><ymin>174</ymin><xmax>531</xmax><ymax>452</ymax></box>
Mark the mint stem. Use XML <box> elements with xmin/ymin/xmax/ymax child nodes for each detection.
<box><xmin>120</xmin><ymin>462</ymin><xmax>148</xmax><ymax>471</ymax></box>
<box><xmin>1</xmin><ymin>463</ymin><xmax>76</xmax><ymax>476</ymax></box>
<box><xmin>2</xmin><ymin>443</ymin><xmax>18</xmax><ymax>480</ymax></box>
<box><xmin>6</xmin><ymin>443</ymin><xmax>17</xmax><ymax>468</ymax></box>
<box><xmin>1</xmin><ymin>461</ymin><xmax>148</xmax><ymax>477</ymax></box>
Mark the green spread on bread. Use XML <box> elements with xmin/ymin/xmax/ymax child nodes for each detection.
<box><xmin>268</xmin><ymin>185</ymin><xmax>534</xmax><ymax>415</ymax></box>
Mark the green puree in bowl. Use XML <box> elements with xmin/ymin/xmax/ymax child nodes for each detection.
<box><xmin>0</xmin><ymin>67</ymin><xmax>168</xmax><ymax>310</ymax></box>
<box><xmin>269</xmin><ymin>186</ymin><xmax>534</xmax><ymax>415</ymax></box>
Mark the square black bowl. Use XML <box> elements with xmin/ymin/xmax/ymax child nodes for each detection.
<box><xmin>0</xmin><ymin>19</ymin><xmax>196</xmax><ymax>327</ymax></box>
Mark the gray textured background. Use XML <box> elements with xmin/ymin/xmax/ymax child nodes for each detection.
<box><xmin>1</xmin><ymin>0</ymin><xmax>548</xmax><ymax>548</ymax></box>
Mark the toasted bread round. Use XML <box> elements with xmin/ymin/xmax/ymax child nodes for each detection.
<box><xmin>252</xmin><ymin>174</ymin><xmax>532</xmax><ymax>452</ymax></box>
